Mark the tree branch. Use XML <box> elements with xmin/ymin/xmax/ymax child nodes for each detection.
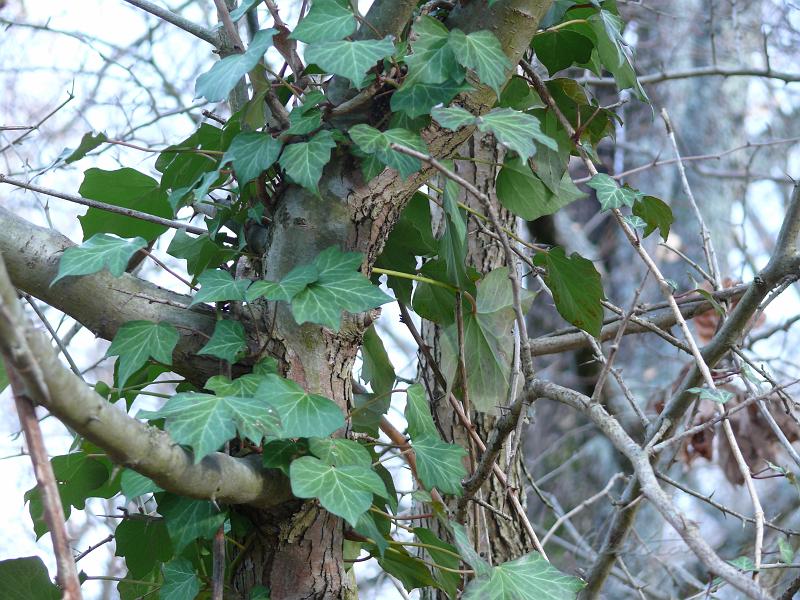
<box><xmin>0</xmin><ymin>253</ymin><xmax>291</xmax><ymax>509</ymax></box>
<box><xmin>0</xmin><ymin>206</ymin><xmax>243</xmax><ymax>385</ymax></box>
<box><xmin>583</xmin><ymin>65</ymin><xmax>800</xmax><ymax>87</ymax></box>
<box><xmin>122</xmin><ymin>0</ymin><xmax>220</xmax><ymax>46</ymax></box>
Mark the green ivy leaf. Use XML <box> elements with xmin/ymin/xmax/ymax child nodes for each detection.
<box><xmin>414</xmin><ymin>434</ymin><xmax>467</xmax><ymax>495</ymax></box>
<box><xmin>447</xmin><ymin>29</ymin><xmax>511</xmax><ymax>96</ymax></box>
<box><xmin>377</xmin><ymin>546</ymin><xmax>438</xmax><ymax>592</ymax></box>
<box><xmin>405</xmin><ymin>16</ymin><xmax>462</xmax><ymax>85</ymax></box>
<box><xmin>360</xmin><ymin>325</ymin><xmax>396</xmax><ymax>396</ymax></box>
<box><xmin>167</xmin><ymin>230</ymin><xmax>236</xmax><ymax>278</ymax></box>
<box><xmin>158</xmin><ymin>494</ymin><xmax>227</xmax><ymax>553</ymax></box>
<box><xmin>430</xmin><ymin>106</ymin><xmax>476</xmax><ymax>130</ymax></box>
<box><xmin>120</xmin><ymin>469</ymin><xmax>163</xmax><ymax>501</ymax></box>
<box><xmin>288</xmin><ymin>247</ymin><xmax>393</xmax><ymax>331</ymax></box>
<box><xmin>532</xmin><ymin>26</ymin><xmax>595</xmax><ymax>75</ymax></box>
<box><xmin>246</xmin><ymin>264</ymin><xmax>319</xmax><ymax>302</ymax></box>
<box><xmin>390</xmin><ymin>80</ymin><xmax>470</xmax><ymax>119</ymax></box>
<box><xmin>51</xmin><ymin>452</ymin><xmax>111</xmax><ymax>509</ymax></box>
<box><xmin>496</xmin><ymin>158</ymin><xmax>585</xmax><ymax>221</ymax></box>
<box><xmin>138</xmin><ymin>389</ymin><xmax>280</xmax><ymax>461</ymax></box>
<box><xmin>278</xmin><ymin>130</ymin><xmax>337</xmax><ymax>193</ymax></box>
<box><xmin>632</xmin><ymin>195</ymin><xmax>673</xmax><ymax>241</ymax></box>
<box><xmin>477</xmin><ymin>108</ymin><xmax>556</xmax><ymax>160</ymax></box>
<box><xmin>404</xmin><ymin>384</ymin><xmax>438</xmax><ymax>440</ymax></box>
<box><xmin>304</xmin><ymin>37</ymin><xmax>395</xmax><ymax>89</ymax></box>
<box><xmin>190</xmin><ymin>269</ymin><xmax>251</xmax><ymax>306</ymax></box>
<box><xmin>587</xmin><ymin>173</ymin><xmax>638</xmax><ymax>211</ymax></box>
<box><xmin>687</xmin><ymin>387</ymin><xmax>734</xmax><ymax>404</ymax></box>
<box><xmin>0</xmin><ymin>557</ymin><xmax>60</xmax><ymax>600</ymax></box>
<box><xmin>289</xmin><ymin>455</ymin><xmax>387</xmax><ymax>526</ymax></box>
<box><xmin>228</xmin><ymin>0</ymin><xmax>259</xmax><ymax>22</ymax></box>
<box><xmin>588</xmin><ymin>10</ymin><xmax>647</xmax><ymax>101</ymax></box>
<box><xmin>160</xmin><ymin>559</ymin><xmax>200</xmax><ymax>600</ymax></box>
<box><xmin>414</xmin><ymin>527</ymin><xmax>461</xmax><ymax>599</ymax></box>
<box><xmin>223</xmin><ymin>132</ymin><xmax>283</xmax><ymax>184</ymax></box>
<box><xmin>290</xmin><ymin>0</ymin><xmax>356</xmax><ymax>43</ymax></box>
<box><xmin>263</xmin><ymin>439</ymin><xmax>309</xmax><ymax>474</ymax></box>
<box><xmin>349</xmin><ymin>124</ymin><xmax>427</xmax><ymax>178</ymax></box>
<box><xmin>286</xmin><ymin>105</ymin><xmax>323</xmax><ymax>136</ymax></box>
<box><xmin>115</xmin><ymin>518</ymin><xmax>172</xmax><ymax>578</ymax></box>
<box><xmin>439</xmin><ymin>179</ymin><xmax>472</xmax><ymax>291</ymax></box>
<box><xmin>106</xmin><ymin>321</ymin><xmax>179</xmax><ymax>388</ymax></box>
<box><xmin>779</xmin><ymin>538</ymin><xmax>795</xmax><ymax>564</ymax></box>
<box><xmin>52</xmin><ymin>234</ymin><xmax>146</xmax><ymax>284</ymax></box>
<box><xmin>463</xmin><ymin>552</ymin><xmax>586</xmax><ymax>599</ymax></box>
<box><xmin>196</xmin><ymin>29</ymin><xmax>276</xmax><ymax>102</ymax></box>
<box><xmin>257</xmin><ymin>374</ymin><xmax>345</xmax><ymax>438</ymax></box>
<box><xmin>198</xmin><ymin>319</ymin><xmax>247</xmax><ymax>363</ymax></box>
<box><xmin>533</xmin><ymin>247</ymin><xmax>604</xmax><ymax>336</ymax></box>
<box><xmin>79</xmin><ymin>168</ymin><xmax>172</xmax><ymax>242</ymax></box>
<box><xmin>64</xmin><ymin>131</ymin><xmax>108</xmax><ymax>164</ymax></box>
<box><xmin>309</xmin><ymin>437</ymin><xmax>372</xmax><ymax>467</ymax></box>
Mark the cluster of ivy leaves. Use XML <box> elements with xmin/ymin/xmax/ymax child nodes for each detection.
<box><xmin>3</xmin><ymin>0</ymin><xmax>677</xmax><ymax>598</ymax></box>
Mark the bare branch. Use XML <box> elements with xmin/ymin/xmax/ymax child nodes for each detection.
<box><xmin>583</xmin><ymin>65</ymin><xmax>800</xmax><ymax>87</ymax></box>
<box><xmin>122</xmin><ymin>0</ymin><xmax>219</xmax><ymax>46</ymax></box>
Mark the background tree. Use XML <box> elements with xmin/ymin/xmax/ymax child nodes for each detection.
<box><xmin>1</xmin><ymin>1</ymin><xmax>800</xmax><ymax>599</ymax></box>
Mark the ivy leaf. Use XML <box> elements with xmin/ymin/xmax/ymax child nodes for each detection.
<box><xmin>377</xmin><ymin>546</ymin><xmax>438</xmax><ymax>592</ymax></box>
<box><xmin>223</xmin><ymin>132</ymin><xmax>283</xmax><ymax>184</ymax></box>
<box><xmin>404</xmin><ymin>383</ymin><xmax>438</xmax><ymax>440</ymax></box>
<box><xmin>289</xmin><ymin>246</ymin><xmax>393</xmax><ymax>331</ymax></box>
<box><xmin>228</xmin><ymin>0</ymin><xmax>259</xmax><ymax>22</ymax></box>
<box><xmin>304</xmin><ymin>37</ymin><xmax>395</xmax><ymax>89</ymax></box>
<box><xmin>195</xmin><ymin>28</ymin><xmax>276</xmax><ymax>102</ymax></box>
<box><xmin>115</xmin><ymin>518</ymin><xmax>172</xmax><ymax>578</ymax></box>
<box><xmin>51</xmin><ymin>452</ymin><xmax>112</xmax><ymax>509</ymax></box>
<box><xmin>414</xmin><ymin>435</ymin><xmax>466</xmax><ymax>495</ymax></box>
<box><xmin>79</xmin><ymin>167</ymin><xmax>172</xmax><ymax>242</ymax></box>
<box><xmin>106</xmin><ymin>321</ymin><xmax>178</xmax><ymax>388</ymax></box>
<box><xmin>431</xmin><ymin>106</ymin><xmax>476</xmax><ymax>130</ymax></box>
<box><xmin>414</xmin><ymin>527</ymin><xmax>461</xmax><ymax>598</ymax></box>
<box><xmin>405</xmin><ymin>16</ymin><xmax>461</xmax><ymax>85</ymax></box>
<box><xmin>138</xmin><ymin>389</ymin><xmax>280</xmax><ymax>461</ymax></box>
<box><xmin>588</xmin><ymin>10</ymin><xmax>647</xmax><ymax>101</ymax></box>
<box><xmin>360</xmin><ymin>324</ymin><xmax>396</xmax><ymax>396</ymax></box>
<box><xmin>309</xmin><ymin>437</ymin><xmax>372</xmax><ymax>467</ymax></box>
<box><xmin>120</xmin><ymin>469</ymin><xmax>163</xmax><ymax>501</ymax></box>
<box><xmin>496</xmin><ymin>158</ymin><xmax>585</xmax><ymax>221</ymax></box>
<box><xmin>286</xmin><ymin>105</ymin><xmax>323</xmax><ymax>136</ymax></box>
<box><xmin>167</xmin><ymin>230</ymin><xmax>236</xmax><ymax>278</ymax></box>
<box><xmin>390</xmin><ymin>79</ymin><xmax>470</xmax><ymax>119</ymax></box>
<box><xmin>779</xmin><ymin>538</ymin><xmax>795</xmax><ymax>564</ymax></box>
<box><xmin>290</xmin><ymin>0</ymin><xmax>356</xmax><ymax>43</ymax></box>
<box><xmin>463</xmin><ymin>552</ymin><xmax>586</xmax><ymax>599</ymax></box>
<box><xmin>440</xmin><ymin>268</ymin><xmax>536</xmax><ymax>413</ymax></box>
<box><xmin>533</xmin><ymin>247</ymin><xmax>604</xmax><ymax>336</ymax></box>
<box><xmin>159</xmin><ymin>494</ymin><xmax>227</xmax><ymax>553</ymax></box>
<box><xmin>246</xmin><ymin>264</ymin><xmax>319</xmax><ymax>302</ymax></box>
<box><xmin>632</xmin><ymin>195</ymin><xmax>673</xmax><ymax>241</ymax></box>
<box><xmin>289</xmin><ymin>456</ymin><xmax>387</xmax><ymax>526</ymax></box>
<box><xmin>439</xmin><ymin>179</ymin><xmax>472</xmax><ymax>291</ymax></box>
<box><xmin>262</xmin><ymin>439</ymin><xmax>309</xmax><ymax>474</ymax></box>
<box><xmin>190</xmin><ymin>269</ymin><xmax>251</xmax><ymax>306</ymax></box>
<box><xmin>52</xmin><ymin>234</ymin><xmax>146</xmax><ymax>284</ymax></box>
<box><xmin>447</xmin><ymin>29</ymin><xmax>511</xmax><ymax>96</ymax></box>
<box><xmin>477</xmin><ymin>108</ymin><xmax>556</xmax><ymax>160</ymax></box>
<box><xmin>532</xmin><ymin>26</ymin><xmax>595</xmax><ymax>75</ymax></box>
<box><xmin>0</xmin><ymin>557</ymin><xmax>59</xmax><ymax>600</ymax></box>
<box><xmin>278</xmin><ymin>130</ymin><xmax>337</xmax><ymax>194</ymax></box>
<box><xmin>198</xmin><ymin>319</ymin><xmax>247</xmax><ymax>363</ymax></box>
<box><xmin>587</xmin><ymin>173</ymin><xmax>638</xmax><ymax>211</ymax></box>
<box><xmin>349</xmin><ymin>125</ymin><xmax>427</xmax><ymax>178</ymax></box>
<box><xmin>687</xmin><ymin>387</ymin><xmax>735</xmax><ymax>404</ymax></box>
<box><xmin>64</xmin><ymin>131</ymin><xmax>108</xmax><ymax>164</ymax></box>
<box><xmin>160</xmin><ymin>559</ymin><xmax>200</xmax><ymax>600</ymax></box>
<box><xmin>257</xmin><ymin>374</ymin><xmax>345</xmax><ymax>438</ymax></box>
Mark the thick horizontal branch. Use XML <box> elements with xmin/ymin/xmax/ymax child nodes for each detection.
<box><xmin>0</xmin><ymin>254</ymin><xmax>291</xmax><ymax>509</ymax></box>
<box><xmin>0</xmin><ymin>206</ymin><xmax>237</xmax><ymax>385</ymax></box>
<box><xmin>583</xmin><ymin>65</ymin><xmax>800</xmax><ymax>86</ymax></box>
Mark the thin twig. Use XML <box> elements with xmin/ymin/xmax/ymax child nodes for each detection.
<box><xmin>122</xmin><ymin>0</ymin><xmax>219</xmax><ymax>46</ymax></box>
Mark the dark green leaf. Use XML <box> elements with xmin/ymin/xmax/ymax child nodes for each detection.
<box><xmin>448</xmin><ymin>29</ymin><xmax>511</xmax><ymax>95</ymax></box>
<box><xmin>378</xmin><ymin>546</ymin><xmax>438</xmax><ymax>592</ymax></box>
<box><xmin>106</xmin><ymin>321</ymin><xmax>178</xmax><ymax>388</ymax></box>
<box><xmin>278</xmin><ymin>130</ymin><xmax>337</xmax><ymax>193</ymax></box>
<box><xmin>414</xmin><ymin>527</ymin><xmax>461</xmax><ymax>599</ymax></box>
<box><xmin>160</xmin><ymin>559</ymin><xmax>200</xmax><ymax>600</ymax></box>
<box><xmin>246</xmin><ymin>264</ymin><xmax>319</xmax><ymax>303</ymax></box>
<box><xmin>414</xmin><ymin>435</ymin><xmax>466</xmax><ymax>495</ymax></box>
<box><xmin>439</xmin><ymin>179</ymin><xmax>472</xmax><ymax>290</ymax></box>
<box><xmin>52</xmin><ymin>234</ymin><xmax>146</xmax><ymax>284</ymax></box>
<box><xmin>0</xmin><ymin>557</ymin><xmax>60</xmax><ymax>600</ymax></box>
<box><xmin>430</xmin><ymin>106</ymin><xmax>476</xmax><ymax>130</ymax></box>
<box><xmin>632</xmin><ymin>195</ymin><xmax>673</xmax><ymax>241</ymax></box>
<box><xmin>159</xmin><ymin>494</ymin><xmax>227</xmax><ymax>553</ymax></box>
<box><xmin>263</xmin><ymin>439</ymin><xmax>309</xmax><ymax>474</ymax></box>
<box><xmin>391</xmin><ymin>79</ymin><xmax>470</xmax><ymax>119</ymax></box>
<box><xmin>404</xmin><ymin>383</ymin><xmax>438</xmax><ymax>440</ymax></box>
<box><xmin>496</xmin><ymin>158</ymin><xmax>584</xmax><ymax>221</ymax></box>
<box><xmin>289</xmin><ymin>456</ymin><xmax>387</xmax><ymax>526</ymax></box>
<box><xmin>405</xmin><ymin>16</ymin><xmax>462</xmax><ymax>85</ymax></box>
<box><xmin>309</xmin><ymin>437</ymin><xmax>372</xmax><ymax>467</ymax></box>
<box><xmin>533</xmin><ymin>247</ymin><xmax>604</xmax><ymax>336</ymax></box>
<box><xmin>304</xmin><ymin>37</ymin><xmax>395</xmax><ymax>88</ymax></box>
<box><xmin>190</xmin><ymin>269</ymin><xmax>251</xmax><ymax>306</ymax></box>
<box><xmin>79</xmin><ymin>168</ymin><xmax>172</xmax><ymax>241</ymax></box>
<box><xmin>349</xmin><ymin>125</ymin><xmax>427</xmax><ymax>178</ymax></box>
<box><xmin>223</xmin><ymin>132</ymin><xmax>283</xmax><ymax>183</ymax></box>
<box><xmin>257</xmin><ymin>374</ymin><xmax>345</xmax><ymax>438</ymax></box>
<box><xmin>120</xmin><ymin>469</ymin><xmax>163</xmax><ymax>501</ymax></box>
<box><xmin>64</xmin><ymin>131</ymin><xmax>108</xmax><ymax>164</ymax></box>
<box><xmin>115</xmin><ymin>518</ymin><xmax>172</xmax><ymax>578</ymax></box>
<box><xmin>167</xmin><ymin>230</ymin><xmax>236</xmax><ymax>278</ymax></box>
<box><xmin>477</xmin><ymin>108</ymin><xmax>556</xmax><ymax>160</ymax></box>
<box><xmin>360</xmin><ymin>325</ymin><xmax>396</xmax><ymax>396</ymax></box>
<box><xmin>532</xmin><ymin>26</ymin><xmax>595</xmax><ymax>75</ymax></box>
<box><xmin>198</xmin><ymin>319</ymin><xmax>247</xmax><ymax>363</ymax></box>
<box><xmin>463</xmin><ymin>552</ymin><xmax>586</xmax><ymax>599</ymax></box>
